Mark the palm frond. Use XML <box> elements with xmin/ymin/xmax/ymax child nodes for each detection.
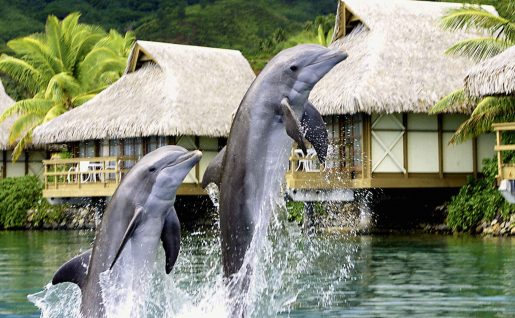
<box><xmin>8</xmin><ymin>112</ymin><xmax>42</xmax><ymax>144</ymax></box>
<box><xmin>441</xmin><ymin>6</ymin><xmax>515</xmax><ymax>42</ymax></box>
<box><xmin>0</xmin><ymin>99</ymin><xmax>53</xmax><ymax>122</ymax></box>
<box><xmin>0</xmin><ymin>55</ymin><xmax>43</xmax><ymax>94</ymax></box>
<box><xmin>450</xmin><ymin>96</ymin><xmax>515</xmax><ymax>143</ymax></box>
<box><xmin>7</xmin><ymin>36</ymin><xmax>63</xmax><ymax>81</ymax></box>
<box><xmin>445</xmin><ymin>37</ymin><xmax>512</xmax><ymax>62</ymax></box>
<box><xmin>45</xmin><ymin>15</ymin><xmax>64</xmax><ymax>66</ymax></box>
<box><xmin>44</xmin><ymin>72</ymin><xmax>81</xmax><ymax>100</ymax></box>
<box><xmin>43</xmin><ymin>103</ymin><xmax>67</xmax><ymax>122</ymax></box>
<box><xmin>430</xmin><ymin>89</ymin><xmax>472</xmax><ymax>114</ymax></box>
<box><xmin>11</xmin><ymin>132</ymin><xmax>33</xmax><ymax>162</ymax></box>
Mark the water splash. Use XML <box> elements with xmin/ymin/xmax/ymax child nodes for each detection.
<box><xmin>30</xmin><ymin>173</ymin><xmax>359</xmax><ymax>317</ymax></box>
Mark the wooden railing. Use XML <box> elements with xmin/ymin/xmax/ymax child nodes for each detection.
<box><xmin>493</xmin><ymin>122</ymin><xmax>515</xmax><ymax>182</ymax></box>
<box><xmin>42</xmin><ymin>156</ymin><xmax>135</xmax><ymax>197</ymax></box>
<box><xmin>286</xmin><ymin>149</ymin><xmax>366</xmax><ymax>189</ymax></box>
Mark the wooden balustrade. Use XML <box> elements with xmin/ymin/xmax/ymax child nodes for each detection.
<box><xmin>493</xmin><ymin>122</ymin><xmax>515</xmax><ymax>183</ymax></box>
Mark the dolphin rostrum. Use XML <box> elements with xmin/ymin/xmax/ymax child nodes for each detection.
<box><xmin>202</xmin><ymin>44</ymin><xmax>347</xmax><ymax>316</ymax></box>
<box><xmin>51</xmin><ymin>146</ymin><xmax>202</xmax><ymax>317</ymax></box>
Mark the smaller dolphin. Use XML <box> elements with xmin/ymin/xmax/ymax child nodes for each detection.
<box><xmin>51</xmin><ymin>146</ymin><xmax>202</xmax><ymax>317</ymax></box>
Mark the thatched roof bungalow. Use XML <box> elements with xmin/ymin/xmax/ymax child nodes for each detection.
<box><xmin>464</xmin><ymin>45</ymin><xmax>515</xmax><ymax>97</ymax></box>
<box><xmin>33</xmin><ymin>41</ymin><xmax>255</xmax><ymax>143</ymax></box>
<box><xmin>0</xmin><ymin>80</ymin><xmax>45</xmax><ymax>178</ymax></box>
<box><xmin>33</xmin><ymin>41</ymin><xmax>255</xmax><ymax>197</ymax></box>
<box><xmin>287</xmin><ymin>0</ymin><xmax>497</xmax><ymax>191</ymax></box>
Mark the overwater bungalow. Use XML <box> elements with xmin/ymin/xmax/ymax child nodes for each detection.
<box><xmin>286</xmin><ymin>0</ymin><xmax>497</xmax><ymax>199</ymax></box>
<box><xmin>0</xmin><ymin>80</ymin><xmax>45</xmax><ymax>179</ymax></box>
<box><xmin>32</xmin><ymin>41</ymin><xmax>255</xmax><ymax>198</ymax></box>
<box><xmin>464</xmin><ymin>46</ymin><xmax>515</xmax><ymax>202</ymax></box>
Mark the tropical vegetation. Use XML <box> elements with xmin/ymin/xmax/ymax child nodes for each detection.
<box><xmin>0</xmin><ymin>13</ymin><xmax>134</xmax><ymax>159</ymax></box>
<box><xmin>0</xmin><ymin>176</ymin><xmax>65</xmax><ymax>229</ymax></box>
<box><xmin>427</xmin><ymin>2</ymin><xmax>515</xmax><ymax>231</ymax></box>
<box><xmin>430</xmin><ymin>4</ymin><xmax>514</xmax><ymax>143</ymax></box>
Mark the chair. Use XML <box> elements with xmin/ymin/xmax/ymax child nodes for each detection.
<box><xmin>304</xmin><ymin>149</ymin><xmax>320</xmax><ymax>172</ymax></box>
<box><xmin>293</xmin><ymin>149</ymin><xmax>307</xmax><ymax>171</ymax></box>
<box><xmin>67</xmin><ymin>161</ymin><xmax>94</xmax><ymax>183</ymax></box>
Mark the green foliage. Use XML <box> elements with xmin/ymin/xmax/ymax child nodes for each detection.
<box><xmin>287</xmin><ymin>201</ymin><xmax>304</xmax><ymax>224</ymax></box>
<box><xmin>0</xmin><ymin>176</ymin><xmax>66</xmax><ymax>229</ymax></box>
<box><xmin>430</xmin><ymin>2</ymin><xmax>515</xmax><ymax>144</ymax></box>
<box><xmin>446</xmin><ymin>158</ymin><xmax>515</xmax><ymax>232</ymax></box>
<box><xmin>28</xmin><ymin>199</ymin><xmax>66</xmax><ymax>228</ymax></box>
<box><xmin>0</xmin><ymin>13</ymin><xmax>134</xmax><ymax>160</ymax></box>
<box><xmin>0</xmin><ymin>176</ymin><xmax>42</xmax><ymax>228</ymax></box>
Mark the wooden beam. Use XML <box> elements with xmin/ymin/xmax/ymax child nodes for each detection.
<box><xmin>472</xmin><ymin>137</ymin><xmax>478</xmax><ymax>178</ymax></box>
<box><xmin>24</xmin><ymin>151</ymin><xmax>29</xmax><ymax>175</ymax></box>
<box><xmin>402</xmin><ymin>113</ymin><xmax>408</xmax><ymax>177</ymax></box>
<box><xmin>363</xmin><ymin>114</ymin><xmax>372</xmax><ymax>179</ymax></box>
<box><xmin>437</xmin><ymin>114</ymin><xmax>443</xmax><ymax>178</ymax></box>
<box><xmin>497</xmin><ymin>130</ymin><xmax>503</xmax><ymax>179</ymax></box>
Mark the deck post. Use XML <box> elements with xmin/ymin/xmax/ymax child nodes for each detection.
<box><xmin>496</xmin><ymin>130</ymin><xmax>503</xmax><ymax>180</ymax></box>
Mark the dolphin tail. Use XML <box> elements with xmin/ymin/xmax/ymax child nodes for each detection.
<box><xmin>201</xmin><ymin>146</ymin><xmax>226</xmax><ymax>188</ymax></box>
<box><xmin>161</xmin><ymin>207</ymin><xmax>181</xmax><ymax>274</ymax></box>
<box><xmin>109</xmin><ymin>206</ymin><xmax>144</xmax><ymax>270</ymax></box>
<box><xmin>301</xmin><ymin>101</ymin><xmax>329</xmax><ymax>163</ymax></box>
<box><xmin>280</xmin><ymin>98</ymin><xmax>307</xmax><ymax>154</ymax></box>
<box><xmin>52</xmin><ymin>249</ymin><xmax>92</xmax><ymax>288</ymax></box>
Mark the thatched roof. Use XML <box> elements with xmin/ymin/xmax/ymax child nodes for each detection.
<box><xmin>0</xmin><ymin>80</ymin><xmax>15</xmax><ymax>150</ymax></box>
<box><xmin>464</xmin><ymin>45</ymin><xmax>515</xmax><ymax>97</ymax></box>
<box><xmin>310</xmin><ymin>0</ymin><xmax>497</xmax><ymax>115</ymax></box>
<box><xmin>33</xmin><ymin>41</ymin><xmax>255</xmax><ymax>144</ymax></box>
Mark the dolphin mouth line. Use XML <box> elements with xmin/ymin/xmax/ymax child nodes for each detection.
<box><xmin>308</xmin><ymin>52</ymin><xmax>347</xmax><ymax>67</ymax></box>
<box><xmin>162</xmin><ymin>150</ymin><xmax>202</xmax><ymax>170</ymax></box>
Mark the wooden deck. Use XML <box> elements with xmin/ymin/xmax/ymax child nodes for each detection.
<box><xmin>493</xmin><ymin>122</ymin><xmax>515</xmax><ymax>182</ymax></box>
<box><xmin>42</xmin><ymin>156</ymin><xmax>205</xmax><ymax>198</ymax></box>
<box><xmin>285</xmin><ymin>155</ymin><xmax>470</xmax><ymax>189</ymax></box>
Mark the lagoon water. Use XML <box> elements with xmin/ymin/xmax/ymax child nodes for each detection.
<box><xmin>1</xmin><ymin>230</ymin><xmax>514</xmax><ymax>317</ymax></box>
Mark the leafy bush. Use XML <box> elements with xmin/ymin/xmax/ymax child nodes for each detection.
<box><xmin>0</xmin><ymin>176</ymin><xmax>65</xmax><ymax>229</ymax></box>
<box><xmin>0</xmin><ymin>176</ymin><xmax>43</xmax><ymax>228</ymax></box>
<box><xmin>446</xmin><ymin>158</ymin><xmax>515</xmax><ymax>231</ymax></box>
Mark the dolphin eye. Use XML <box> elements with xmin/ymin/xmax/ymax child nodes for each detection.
<box><xmin>149</xmin><ymin>167</ymin><xmax>156</xmax><ymax>172</ymax></box>
<box><xmin>290</xmin><ymin>65</ymin><xmax>298</xmax><ymax>72</ymax></box>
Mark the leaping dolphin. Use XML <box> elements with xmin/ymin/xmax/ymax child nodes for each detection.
<box><xmin>202</xmin><ymin>44</ymin><xmax>347</xmax><ymax>316</ymax></box>
<box><xmin>51</xmin><ymin>146</ymin><xmax>202</xmax><ymax>317</ymax></box>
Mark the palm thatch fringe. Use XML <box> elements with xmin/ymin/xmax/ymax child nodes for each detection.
<box><xmin>310</xmin><ymin>0</ymin><xmax>497</xmax><ymax>115</ymax></box>
<box><xmin>0</xmin><ymin>80</ymin><xmax>15</xmax><ymax>150</ymax></box>
<box><xmin>464</xmin><ymin>45</ymin><xmax>515</xmax><ymax>97</ymax></box>
<box><xmin>33</xmin><ymin>41</ymin><xmax>255</xmax><ymax>144</ymax></box>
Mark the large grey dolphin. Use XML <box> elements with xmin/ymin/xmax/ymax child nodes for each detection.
<box><xmin>202</xmin><ymin>44</ymin><xmax>347</xmax><ymax>315</ymax></box>
<box><xmin>51</xmin><ymin>146</ymin><xmax>202</xmax><ymax>317</ymax></box>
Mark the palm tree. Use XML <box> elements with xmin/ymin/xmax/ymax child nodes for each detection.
<box><xmin>430</xmin><ymin>5</ymin><xmax>515</xmax><ymax>143</ymax></box>
<box><xmin>0</xmin><ymin>13</ymin><xmax>135</xmax><ymax>159</ymax></box>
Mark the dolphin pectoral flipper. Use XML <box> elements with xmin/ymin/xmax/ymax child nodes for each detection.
<box><xmin>110</xmin><ymin>206</ymin><xmax>144</xmax><ymax>270</ymax></box>
<box><xmin>201</xmin><ymin>146</ymin><xmax>226</xmax><ymax>188</ymax></box>
<box><xmin>301</xmin><ymin>101</ymin><xmax>329</xmax><ymax>163</ymax></box>
<box><xmin>52</xmin><ymin>249</ymin><xmax>91</xmax><ymax>288</ymax></box>
<box><xmin>161</xmin><ymin>207</ymin><xmax>181</xmax><ymax>274</ymax></box>
<box><xmin>280</xmin><ymin>98</ymin><xmax>307</xmax><ymax>154</ymax></box>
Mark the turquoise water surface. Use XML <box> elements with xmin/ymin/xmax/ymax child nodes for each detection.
<box><xmin>1</xmin><ymin>231</ymin><xmax>514</xmax><ymax>317</ymax></box>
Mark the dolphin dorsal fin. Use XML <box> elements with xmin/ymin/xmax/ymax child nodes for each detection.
<box><xmin>52</xmin><ymin>249</ymin><xmax>91</xmax><ymax>288</ymax></box>
<box><xmin>301</xmin><ymin>101</ymin><xmax>329</xmax><ymax>163</ymax></box>
<box><xmin>201</xmin><ymin>146</ymin><xmax>226</xmax><ymax>188</ymax></box>
<box><xmin>161</xmin><ymin>207</ymin><xmax>181</xmax><ymax>274</ymax></box>
<box><xmin>110</xmin><ymin>206</ymin><xmax>144</xmax><ymax>270</ymax></box>
<box><xmin>280</xmin><ymin>98</ymin><xmax>307</xmax><ymax>154</ymax></box>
